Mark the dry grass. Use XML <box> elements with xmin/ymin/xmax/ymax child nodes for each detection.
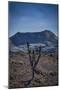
<box><xmin>9</xmin><ymin>51</ymin><xmax>58</xmax><ymax>88</ymax></box>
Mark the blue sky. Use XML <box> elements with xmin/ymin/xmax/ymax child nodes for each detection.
<box><xmin>9</xmin><ymin>2</ymin><xmax>58</xmax><ymax>36</ymax></box>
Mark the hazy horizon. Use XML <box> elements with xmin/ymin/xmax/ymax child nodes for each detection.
<box><xmin>9</xmin><ymin>29</ymin><xmax>58</xmax><ymax>37</ymax></box>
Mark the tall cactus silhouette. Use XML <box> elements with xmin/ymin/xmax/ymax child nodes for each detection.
<box><xmin>33</xmin><ymin>46</ymin><xmax>41</xmax><ymax>69</ymax></box>
<box><xmin>27</xmin><ymin>42</ymin><xmax>33</xmax><ymax>67</ymax></box>
<box><xmin>24</xmin><ymin>42</ymin><xmax>41</xmax><ymax>87</ymax></box>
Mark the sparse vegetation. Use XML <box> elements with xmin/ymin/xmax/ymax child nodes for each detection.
<box><xmin>9</xmin><ymin>42</ymin><xmax>58</xmax><ymax>88</ymax></box>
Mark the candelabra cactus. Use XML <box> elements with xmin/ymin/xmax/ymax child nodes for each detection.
<box><xmin>24</xmin><ymin>42</ymin><xmax>41</xmax><ymax>87</ymax></box>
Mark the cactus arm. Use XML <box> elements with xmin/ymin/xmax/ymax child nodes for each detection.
<box><xmin>33</xmin><ymin>46</ymin><xmax>41</xmax><ymax>69</ymax></box>
<box><xmin>27</xmin><ymin>42</ymin><xmax>33</xmax><ymax>67</ymax></box>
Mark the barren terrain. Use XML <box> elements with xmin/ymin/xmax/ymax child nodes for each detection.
<box><xmin>9</xmin><ymin>51</ymin><xmax>58</xmax><ymax>88</ymax></box>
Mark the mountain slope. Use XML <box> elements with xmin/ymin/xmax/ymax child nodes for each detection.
<box><xmin>9</xmin><ymin>39</ymin><xmax>19</xmax><ymax>52</ymax></box>
<box><xmin>10</xmin><ymin>30</ymin><xmax>57</xmax><ymax>47</ymax></box>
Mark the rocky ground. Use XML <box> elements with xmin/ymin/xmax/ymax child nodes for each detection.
<box><xmin>9</xmin><ymin>51</ymin><xmax>58</xmax><ymax>88</ymax></box>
